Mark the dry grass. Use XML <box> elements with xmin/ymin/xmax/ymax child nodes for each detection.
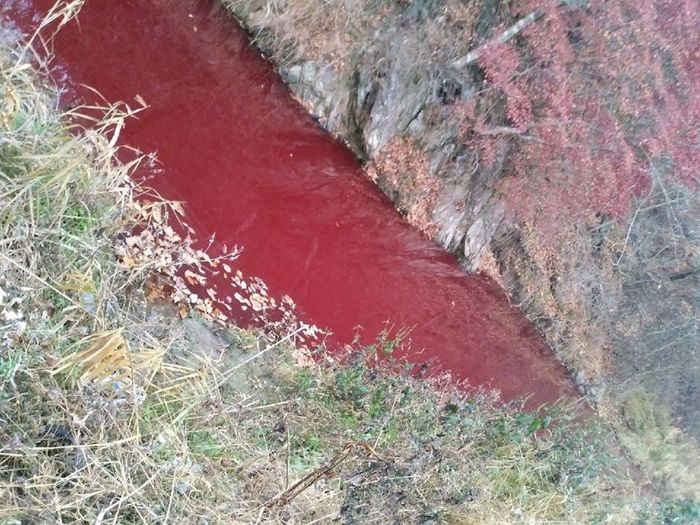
<box><xmin>366</xmin><ymin>137</ymin><xmax>440</xmax><ymax>237</ymax></box>
<box><xmin>223</xmin><ymin>0</ymin><xmax>483</xmax><ymax>75</ymax></box>
<box><xmin>1</xmin><ymin>12</ymin><xmax>699</xmax><ymax>525</ymax></box>
<box><xmin>223</xmin><ymin>0</ymin><xmax>391</xmax><ymax>69</ymax></box>
<box><xmin>617</xmin><ymin>391</ymin><xmax>700</xmax><ymax>501</ymax></box>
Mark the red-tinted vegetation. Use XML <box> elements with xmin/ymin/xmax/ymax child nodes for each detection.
<box><xmin>459</xmin><ymin>0</ymin><xmax>699</xmax><ymax>230</ymax></box>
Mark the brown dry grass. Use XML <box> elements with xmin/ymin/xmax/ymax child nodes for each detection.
<box><xmin>224</xmin><ymin>0</ymin><xmax>392</xmax><ymax>69</ymax></box>
<box><xmin>223</xmin><ymin>0</ymin><xmax>485</xmax><ymax>78</ymax></box>
<box><xmin>367</xmin><ymin>137</ymin><xmax>440</xmax><ymax>237</ymax></box>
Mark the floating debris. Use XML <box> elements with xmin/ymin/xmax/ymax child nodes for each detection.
<box><xmin>115</xmin><ymin>198</ymin><xmax>327</xmax><ymax>352</ymax></box>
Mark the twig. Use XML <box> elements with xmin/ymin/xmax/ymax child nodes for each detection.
<box><xmin>285</xmin><ymin>422</ymin><xmax>291</xmax><ymax>492</ymax></box>
<box><xmin>95</xmin><ymin>469</ymin><xmax>160</xmax><ymax>525</ymax></box>
<box><xmin>243</xmin><ymin>399</ymin><xmax>296</xmax><ymax>412</ymax></box>
<box><xmin>163</xmin><ymin>471</ymin><xmax>177</xmax><ymax>525</ymax></box>
<box><xmin>614</xmin><ymin>181</ymin><xmax>654</xmax><ymax>268</ymax></box>
<box><xmin>669</xmin><ymin>267</ymin><xmax>700</xmax><ymax>281</ymax></box>
<box><xmin>475</xmin><ymin>125</ymin><xmax>543</xmax><ymax>142</ymax></box>
<box><xmin>264</xmin><ymin>441</ymin><xmax>387</xmax><ymax>508</ymax></box>
<box><xmin>0</xmin><ymin>252</ymin><xmax>81</xmax><ymax>310</ymax></box>
<box><xmin>451</xmin><ymin>10</ymin><xmax>544</xmax><ymax>69</ymax></box>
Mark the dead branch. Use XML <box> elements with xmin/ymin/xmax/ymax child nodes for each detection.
<box><xmin>450</xmin><ymin>0</ymin><xmax>580</xmax><ymax>70</ymax></box>
<box><xmin>264</xmin><ymin>441</ymin><xmax>388</xmax><ymax>508</ymax></box>
<box><xmin>451</xmin><ymin>9</ymin><xmax>544</xmax><ymax>69</ymax></box>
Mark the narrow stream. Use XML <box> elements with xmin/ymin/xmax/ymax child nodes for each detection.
<box><xmin>4</xmin><ymin>0</ymin><xmax>577</xmax><ymax>405</ymax></box>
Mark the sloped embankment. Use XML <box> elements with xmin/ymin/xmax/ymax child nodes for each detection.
<box><xmin>222</xmin><ymin>0</ymin><xmax>700</xmax><ymax>444</ymax></box>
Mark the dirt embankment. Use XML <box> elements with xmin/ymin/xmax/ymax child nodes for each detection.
<box><xmin>222</xmin><ymin>0</ymin><xmax>700</xmax><ymax>439</ymax></box>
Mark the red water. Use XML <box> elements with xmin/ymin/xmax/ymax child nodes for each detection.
<box><xmin>4</xmin><ymin>0</ymin><xmax>577</xmax><ymax>405</ymax></box>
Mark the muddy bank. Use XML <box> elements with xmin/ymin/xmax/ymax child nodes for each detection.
<box><xmin>223</xmin><ymin>0</ymin><xmax>700</xmax><ymax>437</ymax></box>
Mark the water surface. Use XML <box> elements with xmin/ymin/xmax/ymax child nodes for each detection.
<box><xmin>4</xmin><ymin>0</ymin><xmax>577</xmax><ymax>405</ymax></box>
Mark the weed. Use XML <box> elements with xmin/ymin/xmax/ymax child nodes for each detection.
<box><xmin>188</xmin><ymin>430</ymin><xmax>224</xmax><ymax>459</ymax></box>
<box><xmin>618</xmin><ymin>391</ymin><xmax>700</xmax><ymax>498</ymax></box>
<box><xmin>659</xmin><ymin>498</ymin><xmax>700</xmax><ymax>525</ymax></box>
